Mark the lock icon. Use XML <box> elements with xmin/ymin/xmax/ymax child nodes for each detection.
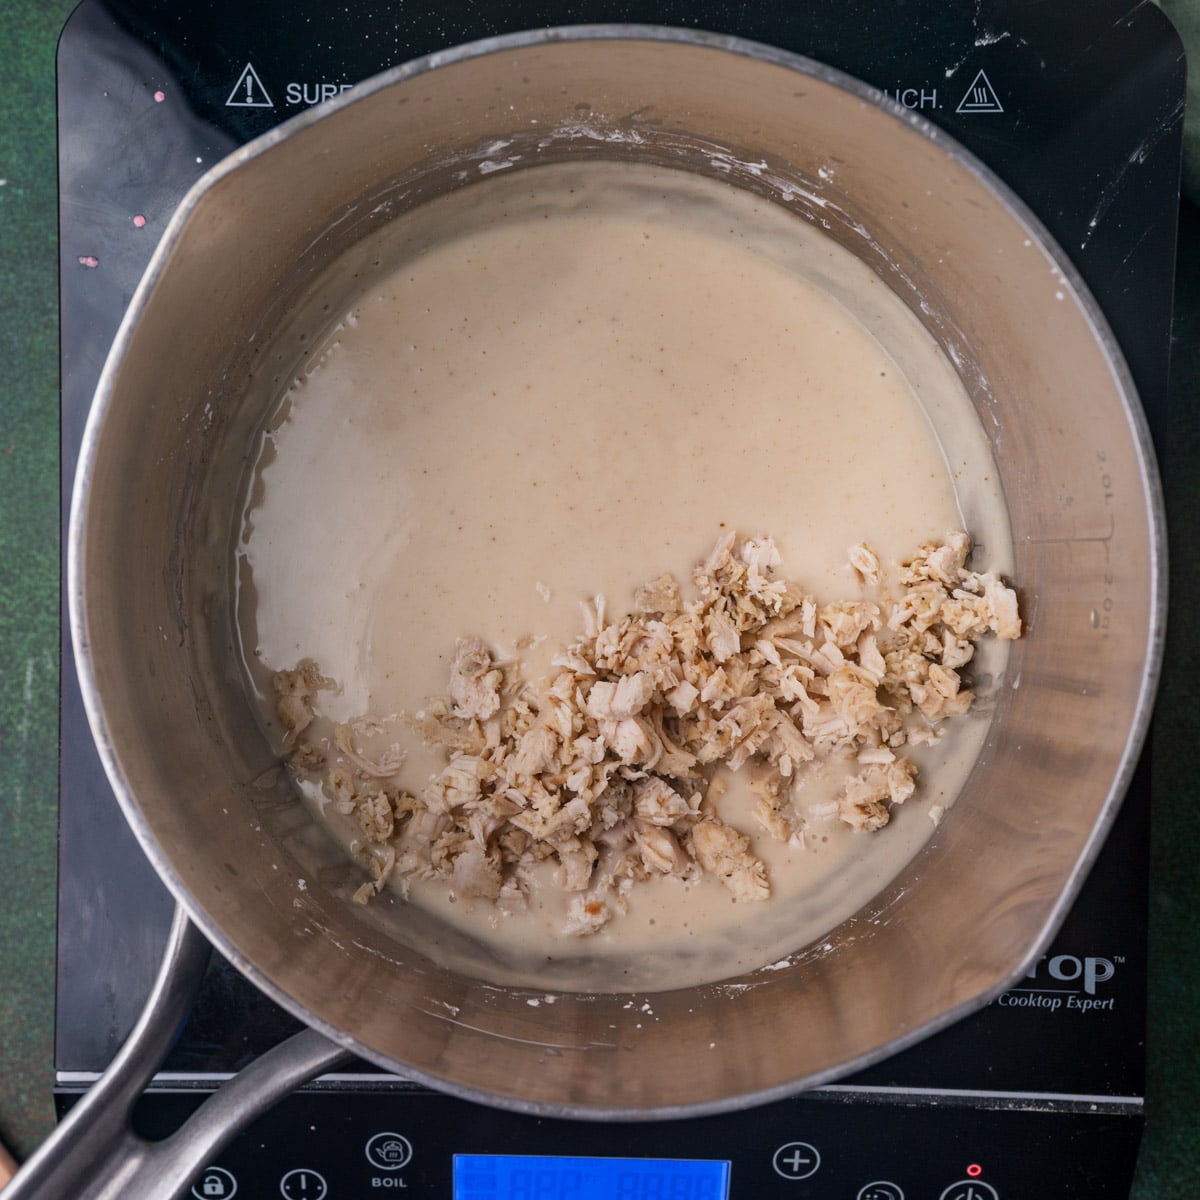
<box><xmin>191</xmin><ymin>1166</ymin><xmax>237</xmax><ymax>1199</ymax></box>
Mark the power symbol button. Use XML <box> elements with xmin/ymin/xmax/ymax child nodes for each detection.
<box><xmin>940</xmin><ymin>1182</ymin><xmax>999</xmax><ymax>1200</ymax></box>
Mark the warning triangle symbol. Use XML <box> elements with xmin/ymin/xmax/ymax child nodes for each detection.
<box><xmin>226</xmin><ymin>62</ymin><xmax>274</xmax><ymax>109</ymax></box>
<box><xmin>955</xmin><ymin>69</ymin><xmax>1003</xmax><ymax>114</ymax></box>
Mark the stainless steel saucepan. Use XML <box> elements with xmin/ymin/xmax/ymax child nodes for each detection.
<box><xmin>15</xmin><ymin>25</ymin><xmax>1165</xmax><ymax>1200</ymax></box>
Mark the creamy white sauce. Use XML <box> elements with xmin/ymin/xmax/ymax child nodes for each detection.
<box><xmin>235</xmin><ymin>163</ymin><xmax>1012</xmax><ymax>991</ymax></box>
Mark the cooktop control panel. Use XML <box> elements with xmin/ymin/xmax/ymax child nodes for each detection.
<box><xmin>59</xmin><ymin>1087</ymin><xmax>1139</xmax><ymax>1199</ymax></box>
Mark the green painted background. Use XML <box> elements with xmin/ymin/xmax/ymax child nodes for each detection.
<box><xmin>0</xmin><ymin>0</ymin><xmax>1196</xmax><ymax>1194</ymax></box>
<box><xmin>0</xmin><ymin>0</ymin><xmax>67</xmax><ymax>1169</ymax></box>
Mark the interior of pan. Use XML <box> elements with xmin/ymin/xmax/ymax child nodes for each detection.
<box><xmin>70</xmin><ymin>29</ymin><xmax>1162</xmax><ymax>1117</ymax></box>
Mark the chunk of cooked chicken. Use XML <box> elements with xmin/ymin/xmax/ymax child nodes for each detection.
<box><xmin>273</xmin><ymin>659</ymin><xmax>333</xmax><ymax>741</ymax></box>
<box><xmin>448</xmin><ymin>637</ymin><xmax>505</xmax><ymax>720</ymax></box>
<box><xmin>690</xmin><ymin>818</ymin><xmax>770</xmax><ymax>902</ymax></box>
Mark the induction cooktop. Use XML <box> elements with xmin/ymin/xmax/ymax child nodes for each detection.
<box><xmin>56</xmin><ymin>2</ymin><xmax>1183</xmax><ymax>1197</ymax></box>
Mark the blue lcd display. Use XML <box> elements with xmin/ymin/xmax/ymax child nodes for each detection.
<box><xmin>454</xmin><ymin>1154</ymin><xmax>731</xmax><ymax>1200</ymax></box>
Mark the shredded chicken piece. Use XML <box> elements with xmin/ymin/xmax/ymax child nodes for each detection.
<box><xmin>633</xmin><ymin>573</ymin><xmax>682</xmax><ymax>616</ymax></box>
<box><xmin>278</xmin><ymin>531</ymin><xmax>1021</xmax><ymax>936</ymax></box>
<box><xmin>848</xmin><ymin>542</ymin><xmax>882</xmax><ymax>587</ymax></box>
<box><xmin>690</xmin><ymin>818</ymin><xmax>770</xmax><ymax>902</ymax></box>
<box><xmin>564</xmin><ymin>892</ymin><xmax>616</xmax><ymax>936</ymax></box>
<box><xmin>273</xmin><ymin>659</ymin><xmax>334</xmax><ymax>741</ymax></box>
<box><xmin>448</xmin><ymin>637</ymin><xmax>504</xmax><ymax>720</ymax></box>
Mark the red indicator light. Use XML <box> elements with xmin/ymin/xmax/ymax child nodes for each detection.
<box><xmin>967</xmin><ymin>1164</ymin><xmax>983</xmax><ymax>1178</ymax></box>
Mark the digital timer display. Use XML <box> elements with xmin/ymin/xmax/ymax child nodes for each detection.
<box><xmin>453</xmin><ymin>1154</ymin><xmax>732</xmax><ymax>1199</ymax></box>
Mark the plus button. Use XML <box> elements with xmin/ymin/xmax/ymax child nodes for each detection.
<box><xmin>772</xmin><ymin>1142</ymin><xmax>822</xmax><ymax>1180</ymax></box>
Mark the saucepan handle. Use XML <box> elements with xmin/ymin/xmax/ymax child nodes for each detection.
<box><xmin>4</xmin><ymin>904</ymin><xmax>353</xmax><ymax>1200</ymax></box>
